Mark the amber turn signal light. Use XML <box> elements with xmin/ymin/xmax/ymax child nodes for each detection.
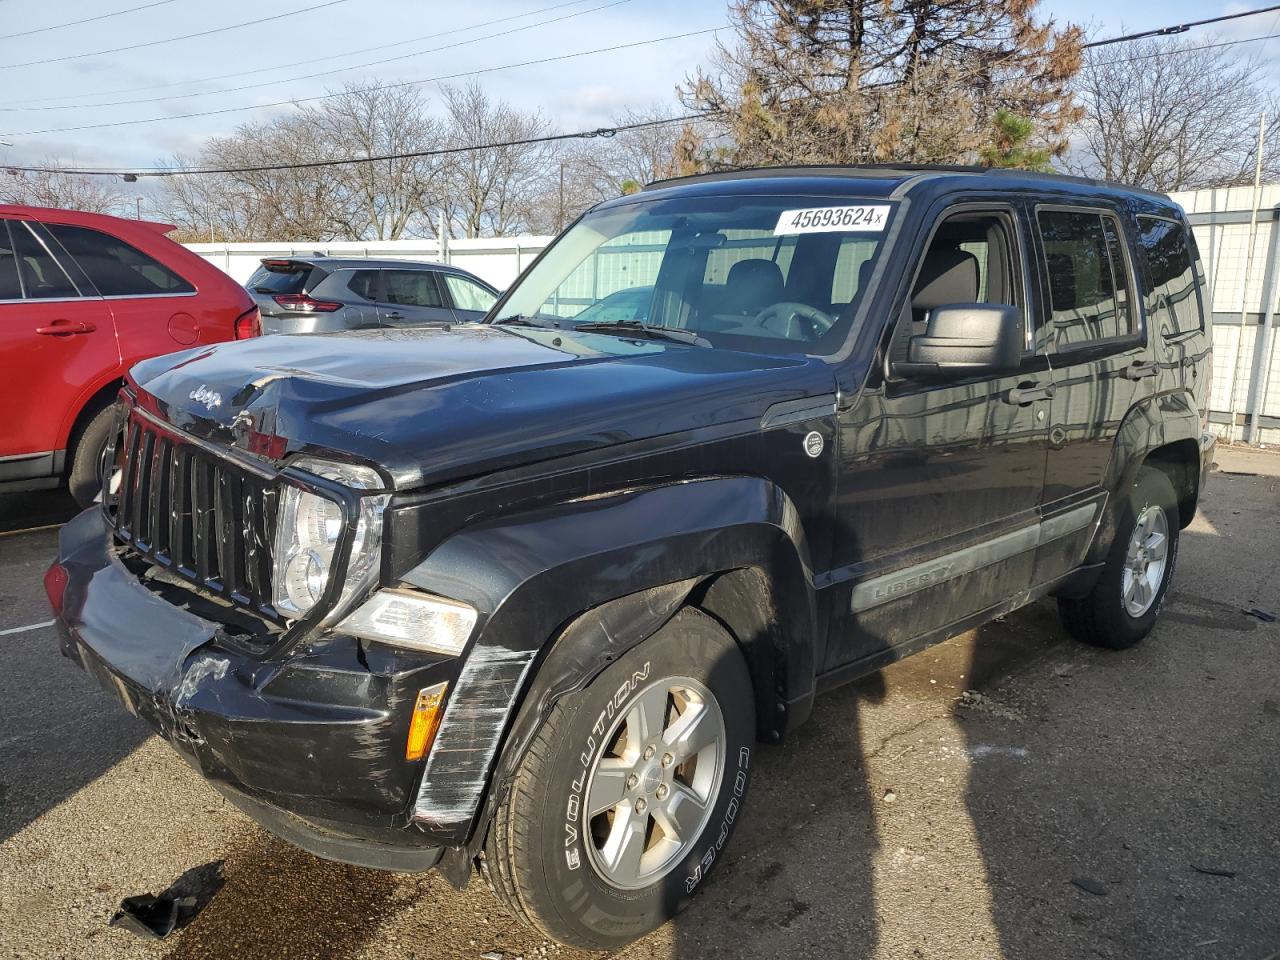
<box><xmin>405</xmin><ymin>682</ymin><xmax>448</xmax><ymax>761</ymax></box>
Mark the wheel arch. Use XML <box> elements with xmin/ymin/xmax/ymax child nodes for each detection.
<box><xmin>399</xmin><ymin>475</ymin><xmax>820</xmax><ymax>857</ymax></box>
<box><xmin>1090</xmin><ymin>390</ymin><xmax>1204</xmax><ymax>562</ymax></box>
<box><xmin>63</xmin><ymin>377</ymin><xmax>125</xmax><ymax>470</ymax></box>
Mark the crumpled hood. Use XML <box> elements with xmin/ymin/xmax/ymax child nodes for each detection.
<box><xmin>128</xmin><ymin>325</ymin><xmax>835</xmax><ymax>490</ymax></box>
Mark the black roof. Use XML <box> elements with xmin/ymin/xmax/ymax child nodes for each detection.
<box><xmin>641</xmin><ymin>164</ymin><xmax>1170</xmax><ymax>204</ymax></box>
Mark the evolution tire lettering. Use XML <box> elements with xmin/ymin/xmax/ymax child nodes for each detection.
<box><xmin>564</xmin><ymin>661</ymin><xmax>652</xmax><ymax>871</ymax></box>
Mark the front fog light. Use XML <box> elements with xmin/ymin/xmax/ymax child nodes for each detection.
<box><xmin>337</xmin><ymin>588</ymin><xmax>477</xmax><ymax>655</ymax></box>
<box><xmin>272</xmin><ymin>457</ymin><xmax>387</xmax><ymax>619</ymax></box>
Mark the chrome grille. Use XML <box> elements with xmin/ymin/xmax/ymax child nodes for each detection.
<box><xmin>105</xmin><ymin>409</ymin><xmax>279</xmax><ymax>617</ymax></box>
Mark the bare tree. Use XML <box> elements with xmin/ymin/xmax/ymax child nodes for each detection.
<box><xmin>522</xmin><ymin>108</ymin><xmax>711</xmax><ymax>234</ymax></box>
<box><xmin>1066</xmin><ymin>36</ymin><xmax>1280</xmax><ymax>191</ymax></box>
<box><xmin>0</xmin><ymin>161</ymin><xmax>129</xmax><ymax>214</ymax></box>
<box><xmin>682</xmin><ymin>0</ymin><xmax>1083</xmax><ymax>168</ymax></box>
<box><xmin>158</xmin><ymin>83</ymin><xmax>445</xmax><ymax>242</ymax></box>
<box><xmin>439</xmin><ymin>81</ymin><xmax>551</xmax><ymax>238</ymax></box>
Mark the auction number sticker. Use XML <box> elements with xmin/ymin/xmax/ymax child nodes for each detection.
<box><xmin>774</xmin><ymin>204</ymin><xmax>890</xmax><ymax>235</ymax></box>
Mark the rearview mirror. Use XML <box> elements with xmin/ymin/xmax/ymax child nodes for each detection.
<box><xmin>893</xmin><ymin>304</ymin><xmax>1023</xmax><ymax>381</ymax></box>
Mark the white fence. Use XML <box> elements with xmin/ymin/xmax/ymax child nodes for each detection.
<box><xmin>184</xmin><ymin>236</ymin><xmax>554</xmax><ymax>291</ymax></box>
<box><xmin>186</xmin><ymin>184</ymin><xmax>1280</xmax><ymax>446</ymax></box>
<box><xmin>1172</xmin><ymin>186</ymin><xmax>1280</xmax><ymax>445</ymax></box>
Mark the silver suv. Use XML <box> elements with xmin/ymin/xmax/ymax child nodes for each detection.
<box><xmin>246</xmin><ymin>256</ymin><xmax>500</xmax><ymax>334</ymax></box>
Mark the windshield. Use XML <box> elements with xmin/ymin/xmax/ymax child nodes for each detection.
<box><xmin>492</xmin><ymin>193</ymin><xmax>893</xmax><ymax>355</ymax></box>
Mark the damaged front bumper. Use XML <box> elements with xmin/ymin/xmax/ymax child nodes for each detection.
<box><xmin>48</xmin><ymin>507</ymin><xmax>452</xmax><ymax>873</ymax></box>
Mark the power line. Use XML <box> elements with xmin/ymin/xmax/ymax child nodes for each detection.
<box><xmin>0</xmin><ymin>0</ymin><xmax>352</xmax><ymax>70</ymax></box>
<box><xmin>0</xmin><ymin>0</ymin><xmax>634</xmax><ymax>113</ymax></box>
<box><xmin>0</xmin><ymin>113</ymin><xmax>717</xmax><ymax>178</ymax></box>
<box><xmin>0</xmin><ymin>25</ymin><xmax>724</xmax><ymax>137</ymax></box>
<box><xmin>0</xmin><ymin>0</ymin><xmax>180</xmax><ymax>41</ymax></box>
<box><xmin>0</xmin><ymin>0</ymin><xmax>601</xmax><ymax>108</ymax></box>
<box><xmin>1088</xmin><ymin>29</ymin><xmax>1280</xmax><ymax>66</ymax></box>
<box><xmin>1082</xmin><ymin>4</ymin><xmax>1280</xmax><ymax>47</ymax></box>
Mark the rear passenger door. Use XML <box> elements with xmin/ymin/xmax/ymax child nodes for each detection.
<box><xmin>439</xmin><ymin>272</ymin><xmax>498</xmax><ymax>321</ymax></box>
<box><xmin>375</xmin><ymin>269</ymin><xmax>454</xmax><ymax>327</ymax></box>
<box><xmin>1031</xmin><ymin>204</ymin><xmax>1151</xmax><ymax>583</ymax></box>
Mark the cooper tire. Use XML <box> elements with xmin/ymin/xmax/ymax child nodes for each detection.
<box><xmin>1058</xmin><ymin>466</ymin><xmax>1179</xmax><ymax>649</ymax></box>
<box><xmin>67</xmin><ymin>404</ymin><xmax>117</xmax><ymax>509</ymax></box>
<box><xmin>483</xmin><ymin>607</ymin><xmax>754</xmax><ymax>950</ymax></box>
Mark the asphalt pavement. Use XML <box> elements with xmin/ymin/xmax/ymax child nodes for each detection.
<box><xmin>0</xmin><ymin>451</ymin><xmax>1276</xmax><ymax>960</ymax></box>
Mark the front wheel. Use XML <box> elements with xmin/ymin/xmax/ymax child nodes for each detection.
<box><xmin>482</xmin><ymin>608</ymin><xmax>755</xmax><ymax>950</ymax></box>
<box><xmin>1058</xmin><ymin>466</ymin><xmax>1180</xmax><ymax>649</ymax></box>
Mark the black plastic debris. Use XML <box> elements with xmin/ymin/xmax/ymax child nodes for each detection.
<box><xmin>108</xmin><ymin>861</ymin><xmax>225</xmax><ymax>940</ymax></box>
<box><xmin>1191</xmin><ymin>863</ymin><xmax>1238</xmax><ymax>878</ymax></box>
<box><xmin>1242</xmin><ymin>607</ymin><xmax>1277</xmax><ymax>623</ymax></box>
<box><xmin>1070</xmin><ymin>877</ymin><xmax>1109</xmax><ymax>896</ymax></box>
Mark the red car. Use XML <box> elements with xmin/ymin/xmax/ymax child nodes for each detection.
<box><xmin>0</xmin><ymin>205</ymin><xmax>260</xmax><ymax>506</ymax></box>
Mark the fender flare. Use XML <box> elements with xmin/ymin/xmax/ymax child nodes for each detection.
<box><xmin>1089</xmin><ymin>388</ymin><xmax>1202</xmax><ymax>563</ymax></box>
<box><xmin>400</xmin><ymin>475</ymin><xmax>818</xmax><ymax>849</ymax></box>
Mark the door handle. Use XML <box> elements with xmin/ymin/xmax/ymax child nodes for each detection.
<box><xmin>383</xmin><ymin>311</ymin><xmax>405</xmax><ymax>321</ymax></box>
<box><xmin>1124</xmin><ymin>360</ymin><xmax>1159</xmax><ymax>380</ymax></box>
<box><xmin>35</xmin><ymin>320</ymin><xmax>96</xmax><ymax>336</ymax></box>
<box><xmin>1004</xmin><ymin>381</ymin><xmax>1055</xmax><ymax>405</ymax></box>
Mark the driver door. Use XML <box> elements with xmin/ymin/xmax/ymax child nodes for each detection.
<box><xmin>823</xmin><ymin>203</ymin><xmax>1051</xmax><ymax>673</ymax></box>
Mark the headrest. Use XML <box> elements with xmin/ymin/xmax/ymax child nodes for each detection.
<box><xmin>721</xmin><ymin>258</ymin><xmax>784</xmax><ymax>314</ymax></box>
<box><xmin>912</xmin><ymin>248</ymin><xmax>979</xmax><ymax>311</ymax></box>
<box><xmin>1045</xmin><ymin>253</ymin><xmax>1077</xmax><ymax>311</ymax></box>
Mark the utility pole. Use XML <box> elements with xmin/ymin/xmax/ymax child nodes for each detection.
<box><xmin>135</xmin><ymin>196</ymin><xmax>142</xmax><ymax>220</ymax></box>
<box><xmin>1228</xmin><ymin>111</ymin><xmax>1267</xmax><ymax>444</ymax></box>
<box><xmin>558</xmin><ymin>161</ymin><xmax>566</xmax><ymax>232</ymax></box>
<box><xmin>207</xmin><ymin>196</ymin><xmax>215</xmax><ymax>244</ymax></box>
<box><xmin>438</xmin><ymin>209</ymin><xmax>449</xmax><ymax>264</ymax></box>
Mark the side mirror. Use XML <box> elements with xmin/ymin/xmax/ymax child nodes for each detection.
<box><xmin>893</xmin><ymin>303</ymin><xmax>1023</xmax><ymax>381</ymax></box>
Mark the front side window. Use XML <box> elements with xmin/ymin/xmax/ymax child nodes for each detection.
<box><xmin>10</xmin><ymin>221</ymin><xmax>78</xmax><ymax>299</ymax></box>
<box><xmin>443</xmin><ymin>274</ymin><xmax>497</xmax><ymax>312</ymax></box>
<box><xmin>46</xmin><ymin>224</ymin><xmax>194</xmax><ymax>296</ymax></box>
<box><xmin>1036</xmin><ymin>209</ymin><xmax>1135</xmax><ymax>351</ymax></box>
<box><xmin>888</xmin><ymin>210</ymin><xmax>1022</xmax><ymax>367</ymax></box>
<box><xmin>493</xmin><ymin>194</ymin><xmax>893</xmax><ymax>355</ymax></box>
<box><xmin>0</xmin><ymin>223</ymin><xmax>21</xmax><ymax>300</ymax></box>
<box><xmin>1137</xmin><ymin>216</ymin><xmax>1201</xmax><ymax>335</ymax></box>
<box><xmin>382</xmin><ymin>270</ymin><xmax>442</xmax><ymax>308</ymax></box>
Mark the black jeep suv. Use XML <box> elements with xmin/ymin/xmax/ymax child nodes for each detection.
<box><xmin>47</xmin><ymin>166</ymin><xmax>1214</xmax><ymax>949</ymax></box>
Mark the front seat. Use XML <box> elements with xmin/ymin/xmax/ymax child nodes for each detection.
<box><xmin>889</xmin><ymin>247</ymin><xmax>980</xmax><ymax>364</ymax></box>
<box><xmin>717</xmin><ymin>259</ymin><xmax>785</xmax><ymax>317</ymax></box>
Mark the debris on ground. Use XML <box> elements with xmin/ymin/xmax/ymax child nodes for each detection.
<box><xmin>956</xmin><ymin>689</ymin><xmax>1025</xmax><ymax>721</ymax></box>
<box><xmin>1242</xmin><ymin>607</ymin><xmax>1277</xmax><ymax>623</ymax></box>
<box><xmin>480</xmin><ymin>952</ymin><xmax>506</xmax><ymax>960</ymax></box>
<box><xmin>107</xmin><ymin>861</ymin><xmax>224</xmax><ymax>940</ymax></box>
<box><xmin>882</xmin><ymin>789</ymin><xmax>898</xmax><ymax>804</ymax></box>
<box><xmin>1191</xmin><ymin>864</ymin><xmax>1238</xmax><ymax>878</ymax></box>
<box><xmin>1070</xmin><ymin>877</ymin><xmax>1109</xmax><ymax>897</ymax></box>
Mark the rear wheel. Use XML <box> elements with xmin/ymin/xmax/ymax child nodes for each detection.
<box><xmin>483</xmin><ymin>608</ymin><xmax>754</xmax><ymax>950</ymax></box>
<box><xmin>1058</xmin><ymin>466</ymin><xmax>1179</xmax><ymax>649</ymax></box>
<box><xmin>66</xmin><ymin>404</ymin><xmax>117</xmax><ymax>508</ymax></box>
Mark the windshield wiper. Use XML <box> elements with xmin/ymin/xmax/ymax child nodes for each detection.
<box><xmin>573</xmin><ymin>320</ymin><xmax>710</xmax><ymax>347</ymax></box>
<box><xmin>493</xmin><ymin>314</ymin><xmax>562</xmax><ymax>329</ymax></box>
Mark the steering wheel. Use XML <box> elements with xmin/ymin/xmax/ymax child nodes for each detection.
<box><xmin>753</xmin><ymin>301</ymin><xmax>836</xmax><ymax>340</ymax></box>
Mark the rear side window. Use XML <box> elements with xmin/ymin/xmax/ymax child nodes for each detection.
<box><xmin>1137</xmin><ymin>216</ymin><xmax>1201</xmax><ymax>334</ymax></box>
<box><xmin>1036</xmin><ymin>208</ymin><xmax>1135</xmax><ymax>350</ymax></box>
<box><xmin>46</xmin><ymin>224</ymin><xmax>194</xmax><ymax>296</ymax></box>
<box><xmin>442</xmin><ymin>273</ymin><xmax>497</xmax><ymax>312</ymax></box>
<box><xmin>0</xmin><ymin>223</ymin><xmax>21</xmax><ymax>299</ymax></box>
<box><xmin>382</xmin><ymin>270</ymin><xmax>442</xmax><ymax>307</ymax></box>
<box><xmin>10</xmin><ymin>221</ymin><xmax>78</xmax><ymax>299</ymax></box>
<box><xmin>248</xmin><ymin>263</ymin><xmax>312</xmax><ymax>296</ymax></box>
<box><xmin>346</xmin><ymin>270</ymin><xmax>379</xmax><ymax>301</ymax></box>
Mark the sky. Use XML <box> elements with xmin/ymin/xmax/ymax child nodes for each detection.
<box><xmin>0</xmin><ymin>0</ymin><xmax>1276</xmax><ymax>178</ymax></box>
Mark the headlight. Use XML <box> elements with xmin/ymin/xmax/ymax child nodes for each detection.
<box><xmin>337</xmin><ymin>588</ymin><xmax>477</xmax><ymax>655</ymax></box>
<box><xmin>272</xmin><ymin>457</ymin><xmax>387</xmax><ymax>620</ymax></box>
